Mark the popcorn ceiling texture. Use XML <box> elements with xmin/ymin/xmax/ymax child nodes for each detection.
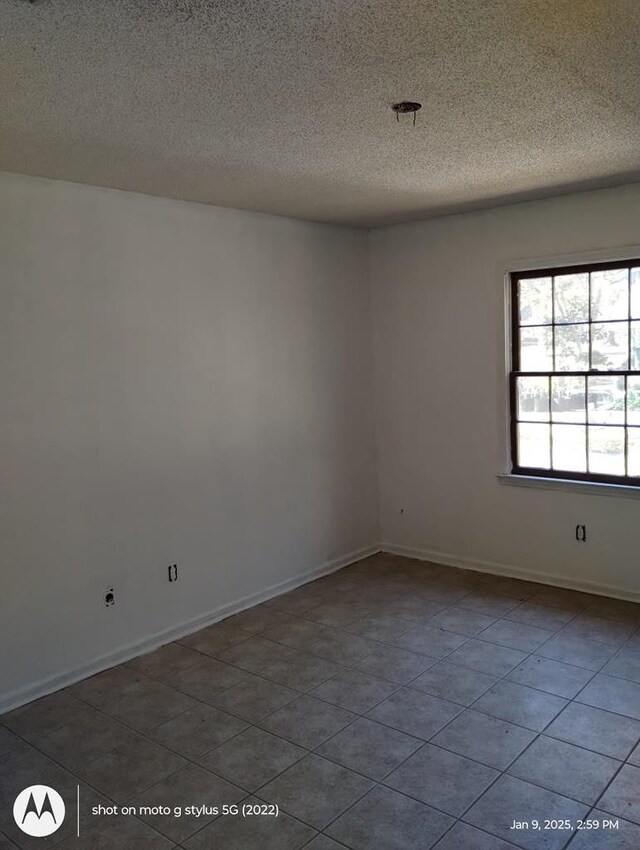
<box><xmin>2</xmin><ymin>0</ymin><xmax>639</xmax><ymax>226</ymax></box>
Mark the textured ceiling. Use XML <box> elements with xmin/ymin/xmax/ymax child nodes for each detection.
<box><xmin>2</xmin><ymin>0</ymin><xmax>639</xmax><ymax>227</ymax></box>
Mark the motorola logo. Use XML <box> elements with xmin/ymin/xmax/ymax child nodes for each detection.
<box><xmin>13</xmin><ymin>785</ymin><xmax>66</xmax><ymax>837</ymax></box>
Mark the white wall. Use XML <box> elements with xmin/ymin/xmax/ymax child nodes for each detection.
<box><xmin>371</xmin><ymin>183</ymin><xmax>640</xmax><ymax>600</ymax></box>
<box><xmin>4</xmin><ymin>173</ymin><xmax>640</xmax><ymax>711</ymax></box>
<box><xmin>0</xmin><ymin>172</ymin><xmax>378</xmax><ymax>707</ymax></box>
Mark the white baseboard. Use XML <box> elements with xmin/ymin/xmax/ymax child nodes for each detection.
<box><xmin>5</xmin><ymin>541</ymin><xmax>637</xmax><ymax>714</ymax></box>
<box><xmin>0</xmin><ymin>544</ymin><xmax>380</xmax><ymax>715</ymax></box>
<box><xmin>381</xmin><ymin>542</ymin><xmax>640</xmax><ymax>604</ymax></box>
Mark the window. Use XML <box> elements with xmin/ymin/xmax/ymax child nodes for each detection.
<box><xmin>510</xmin><ymin>258</ymin><xmax>640</xmax><ymax>486</ymax></box>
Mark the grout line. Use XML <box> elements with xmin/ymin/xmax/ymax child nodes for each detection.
<box><xmin>2</xmin><ymin>555</ymin><xmax>639</xmax><ymax>850</ymax></box>
<box><xmin>190</xmin><ymin>606</ymin><xmax>639</xmax><ymax>842</ymax></box>
<box><xmin>242</xmin><ymin>578</ymin><xmax>640</xmax><ymax>844</ymax></box>
<box><xmin>2</xmin><ymin>724</ymin><xmax>180</xmax><ymax>847</ymax></box>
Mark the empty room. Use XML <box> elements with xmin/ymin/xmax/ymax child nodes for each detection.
<box><xmin>2</xmin><ymin>1</ymin><xmax>640</xmax><ymax>848</ymax></box>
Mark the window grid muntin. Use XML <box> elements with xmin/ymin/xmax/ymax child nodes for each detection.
<box><xmin>510</xmin><ymin>259</ymin><xmax>640</xmax><ymax>486</ymax></box>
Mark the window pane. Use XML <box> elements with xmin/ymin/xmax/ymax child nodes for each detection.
<box><xmin>587</xmin><ymin>376</ymin><xmax>625</xmax><ymax>425</ymax></box>
<box><xmin>590</xmin><ymin>322</ymin><xmax>628</xmax><ymax>370</ymax></box>
<box><xmin>631</xmin><ymin>268</ymin><xmax>640</xmax><ymax>319</ymax></box>
<box><xmin>519</xmin><ymin>278</ymin><xmax>552</xmax><ymax>326</ymax></box>
<box><xmin>588</xmin><ymin>426</ymin><xmax>625</xmax><ymax>475</ymax></box>
<box><xmin>554</xmin><ymin>273</ymin><xmax>589</xmax><ymax>323</ymax></box>
<box><xmin>631</xmin><ymin>321</ymin><xmax>640</xmax><ymax>371</ymax></box>
<box><xmin>552</xmin><ymin>424</ymin><xmax>586</xmax><ymax>472</ymax></box>
<box><xmin>517</xmin><ymin>423</ymin><xmax>550</xmax><ymax>469</ymax></box>
<box><xmin>555</xmin><ymin>323</ymin><xmax>589</xmax><ymax>370</ymax></box>
<box><xmin>591</xmin><ymin>268</ymin><xmax>628</xmax><ymax>320</ymax></box>
<box><xmin>628</xmin><ymin>428</ymin><xmax>640</xmax><ymax>476</ymax></box>
<box><xmin>519</xmin><ymin>326</ymin><xmax>553</xmax><ymax>370</ymax></box>
<box><xmin>516</xmin><ymin>376</ymin><xmax>549</xmax><ymax>421</ymax></box>
<box><xmin>513</xmin><ymin>263</ymin><xmax>640</xmax><ymax>483</ymax></box>
<box><xmin>628</xmin><ymin>377</ymin><xmax>640</xmax><ymax>426</ymax></box>
<box><xmin>551</xmin><ymin>376</ymin><xmax>585</xmax><ymax>422</ymax></box>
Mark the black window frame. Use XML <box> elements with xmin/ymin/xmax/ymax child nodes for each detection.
<box><xmin>510</xmin><ymin>257</ymin><xmax>640</xmax><ymax>487</ymax></box>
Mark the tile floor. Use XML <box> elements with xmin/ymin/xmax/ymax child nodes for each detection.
<box><xmin>2</xmin><ymin>553</ymin><xmax>640</xmax><ymax>849</ymax></box>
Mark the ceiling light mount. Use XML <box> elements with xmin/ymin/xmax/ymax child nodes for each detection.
<box><xmin>392</xmin><ymin>101</ymin><xmax>422</xmax><ymax>125</ymax></box>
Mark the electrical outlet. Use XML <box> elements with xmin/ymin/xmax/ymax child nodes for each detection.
<box><xmin>576</xmin><ymin>524</ymin><xmax>587</xmax><ymax>543</ymax></box>
<box><xmin>104</xmin><ymin>587</ymin><xmax>115</xmax><ymax>607</ymax></box>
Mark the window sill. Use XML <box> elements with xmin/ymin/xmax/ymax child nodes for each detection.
<box><xmin>497</xmin><ymin>473</ymin><xmax>640</xmax><ymax>500</ymax></box>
